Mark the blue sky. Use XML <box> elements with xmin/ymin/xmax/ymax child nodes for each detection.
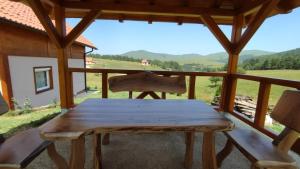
<box><xmin>68</xmin><ymin>8</ymin><xmax>300</xmax><ymax>55</ymax></box>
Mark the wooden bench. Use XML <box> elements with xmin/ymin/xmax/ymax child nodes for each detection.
<box><xmin>0</xmin><ymin>128</ymin><xmax>66</xmax><ymax>169</ymax></box>
<box><xmin>108</xmin><ymin>71</ymin><xmax>186</xmax><ymax>99</ymax></box>
<box><xmin>217</xmin><ymin>90</ymin><xmax>300</xmax><ymax>169</ymax></box>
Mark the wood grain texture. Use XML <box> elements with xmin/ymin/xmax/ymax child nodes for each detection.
<box><xmin>271</xmin><ymin>90</ymin><xmax>300</xmax><ymax>132</ymax></box>
<box><xmin>254</xmin><ymin>82</ymin><xmax>271</xmax><ymax>127</ymax></box>
<box><xmin>0</xmin><ymin>128</ymin><xmax>51</xmax><ymax>168</ymax></box>
<box><xmin>69</xmin><ymin>137</ymin><xmax>85</xmax><ymax>169</ymax></box>
<box><xmin>108</xmin><ymin>72</ymin><xmax>186</xmax><ymax>94</ymax></box>
<box><xmin>40</xmin><ymin>99</ymin><xmax>233</xmax><ymax>140</ymax></box>
<box><xmin>202</xmin><ymin>131</ymin><xmax>218</xmax><ymax>169</ymax></box>
<box><xmin>216</xmin><ymin>139</ymin><xmax>234</xmax><ymax>167</ymax></box>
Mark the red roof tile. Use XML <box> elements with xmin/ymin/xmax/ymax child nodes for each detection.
<box><xmin>0</xmin><ymin>0</ymin><xmax>96</xmax><ymax>49</ymax></box>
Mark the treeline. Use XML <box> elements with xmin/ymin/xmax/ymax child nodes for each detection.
<box><xmin>89</xmin><ymin>54</ymin><xmax>182</xmax><ymax>71</ymax></box>
<box><xmin>241</xmin><ymin>48</ymin><xmax>300</xmax><ymax>70</ymax></box>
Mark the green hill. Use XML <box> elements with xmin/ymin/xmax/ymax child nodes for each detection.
<box><xmin>242</xmin><ymin>48</ymin><xmax>300</xmax><ymax>70</ymax></box>
<box><xmin>122</xmin><ymin>50</ymin><xmax>273</xmax><ymax>66</ymax></box>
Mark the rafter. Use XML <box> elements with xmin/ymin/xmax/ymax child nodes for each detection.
<box><xmin>64</xmin><ymin>10</ymin><xmax>101</xmax><ymax>47</ymax></box>
<box><xmin>62</xmin><ymin>1</ymin><xmax>236</xmax><ymax>17</ymax></box>
<box><xmin>200</xmin><ymin>14</ymin><xmax>232</xmax><ymax>54</ymax></box>
<box><xmin>27</xmin><ymin>0</ymin><xmax>62</xmax><ymax>47</ymax></box>
<box><xmin>237</xmin><ymin>0</ymin><xmax>266</xmax><ymax>16</ymax></box>
<box><xmin>234</xmin><ymin>0</ymin><xmax>280</xmax><ymax>54</ymax></box>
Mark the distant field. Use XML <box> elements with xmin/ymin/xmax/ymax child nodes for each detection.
<box><xmin>87</xmin><ymin>59</ymin><xmax>300</xmax><ymax>106</ymax></box>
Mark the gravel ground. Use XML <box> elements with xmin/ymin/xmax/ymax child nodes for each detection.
<box><xmin>28</xmin><ymin>132</ymin><xmax>299</xmax><ymax>169</ymax></box>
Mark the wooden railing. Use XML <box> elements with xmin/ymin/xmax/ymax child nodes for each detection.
<box><xmin>68</xmin><ymin>68</ymin><xmax>300</xmax><ymax>153</ymax></box>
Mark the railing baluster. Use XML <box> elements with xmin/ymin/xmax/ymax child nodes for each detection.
<box><xmin>188</xmin><ymin>75</ymin><xmax>196</xmax><ymax>99</ymax></box>
<box><xmin>254</xmin><ymin>81</ymin><xmax>271</xmax><ymax>128</ymax></box>
<box><xmin>68</xmin><ymin>71</ymin><xmax>74</xmax><ymax>107</ymax></box>
<box><xmin>102</xmin><ymin>72</ymin><xmax>108</xmax><ymax>98</ymax></box>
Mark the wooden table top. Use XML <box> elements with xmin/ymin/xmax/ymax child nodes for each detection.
<box><xmin>40</xmin><ymin>99</ymin><xmax>234</xmax><ymax>140</ymax></box>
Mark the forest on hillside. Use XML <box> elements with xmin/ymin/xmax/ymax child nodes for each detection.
<box><xmin>241</xmin><ymin>48</ymin><xmax>300</xmax><ymax>70</ymax></box>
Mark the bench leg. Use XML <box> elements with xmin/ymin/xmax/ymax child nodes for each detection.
<box><xmin>202</xmin><ymin>131</ymin><xmax>217</xmax><ymax>169</ymax></box>
<box><xmin>216</xmin><ymin>139</ymin><xmax>234</xmax><ymax>167</ymax></box>
<box><xmin>70</xmin><ymin>137</ymin><xmax>85</xmax><ymax>169</ymax></box>
<box><xmin>102</xmin><ymin>133</ymin><xmax>110</xmax><ymax>145</ymax></box>
<box><xmin>184</xmin><ymin>132</ymin><xmax>195</xmax><ymax>169</ymax></box>
<box><xmin>93</xmin><ymin>134</ymin><xmax>103</xmax><ymax>169</ymax></box>
<box><xmin>47</xmin><ymin>143</ymin><xmax>69</xmax><ymax>169</ymax></box>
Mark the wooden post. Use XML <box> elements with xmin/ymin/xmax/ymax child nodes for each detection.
<box><xmin>102</xmin><ymin>73</ymin><xmax>108</xmax><ymax>98</ymax></box>
<box><xmin>188</xmin><ymin>75</ymin><xmax>196</xmax><ymax>99</ymax></box>
<box><xmin>0</xmin><ymin>54</ymin><xmax>14</xmax><ymax>109</ymax></box>
<box><xmin>220</xmin><ymin>14</ymin><xmax>243</xmax><ymax>112</ymax></box>
<box><xmin>54</xmin><ymin>5</ymin><xmax>73</xmax><ymax>109</ymax></box>
<box><xmin>254</xmin><ymin>82</ymin><xmax>271</xmax><ymax>128</ymax></box>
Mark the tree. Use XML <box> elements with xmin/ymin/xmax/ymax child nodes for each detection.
<box><xmin>209</xmin><ymin>77</ymin><xmax>222</xmax><ymax>87</ymax></box>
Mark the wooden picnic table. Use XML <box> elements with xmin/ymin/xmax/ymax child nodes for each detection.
<box><xmin>39</xmin><ymin>99</ymin><xmax>233</xmax><ymax>169</ymax></box>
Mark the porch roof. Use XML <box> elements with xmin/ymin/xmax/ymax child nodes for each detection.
<box><xmin>10</xmin><ymin>0</ymin><xmax>300</xmax><ymax>26</ymax></box>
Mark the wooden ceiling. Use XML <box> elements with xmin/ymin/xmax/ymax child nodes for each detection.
<box><xmin>10</xmin><ymin>0</ymin><xmax>300</xmax><ymax>26</ymax></box>
<box><xmin>11</xmin><ymin>0</ymin><xmax>299</xmax><ymax>26</ymax></box>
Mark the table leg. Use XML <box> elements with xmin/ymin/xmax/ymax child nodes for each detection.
<box><xmin>93</xmin><ymin>134</ymin><xmax>103</xmax><ymax>169</ymax></box>
<box><xmin>70</xmin><ymin>136</ymin><xmax>85</xmax><ymax>169</ymax></box>
<box><xmin>47</xmin><ymin>143</ymin><xmax>69</xmax><ymax>169</ymax></box>
<box><xmin>202</xmin><ymin>131</ymin><xmax>217</xmax><ymax>169</ymax></box>
<box><xmin>184</xmin><ymin>132</ymin><xmax>195</xmax><ymax>169</ymax></box>
<box><xmin>102</xmin><ymin>133</ymin><xmax>110</xmax><ymax>145</ymax></box>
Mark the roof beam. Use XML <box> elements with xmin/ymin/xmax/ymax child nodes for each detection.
<box><xmin>62</xmin><ymin>1</ymin><xmax>236</xmax><ymax>17</ymax></box>
<box><xmin>27</xmin><ymin>0</ymin><xmax>62</xmax><ymax>47</ymax></box>
<box><xmin>237</xmin><ymin>0</ymin><xmax>266</xmax><ymax>16</ymax></box>
<box><xmin>64</xmin><ymin>10</ymin><xmax>101</xmax><ymax>47</ymax></box>
<box><xmin>200</xmin><ymin>14</ymin><xmax>233</xmax><ymax>54</ymax></box>
<box><xmin>234</xmin><ymin>0</ymin><xmax>280</xmax><ymax>54</ymax></box>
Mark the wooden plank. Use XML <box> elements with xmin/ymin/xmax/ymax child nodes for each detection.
<box><xmin>102</xmin><ymin>73</ymin><xmax>108</xmax><ymax>98</ymax></box>
<box><xmin>0</xmin><ymin>54</ymin><xmax>14</xmax><ymax>109</ymax></box>
<box><xmin>64</xmin><ymin>10</ymin><xmax>101</xmax><ymax>47</ymax></box>
<box><xmin>254</xmin><ymin>82</ymin><xmax>271</xmax><ymax>127</ymax></box>
<box><xmin>234</xmin><ymin>0</ymin><xmax>280</xmax><ymax>54</ymax></box>
<box><xmin>62</xmin><ymin>1</ymin><xmax>236</xmax><ymax>17</ymax></box>
<box><xmin>27</xmin><ymin>0</ymin><xmax>62</xmax><ymax>48</ymax></box>
<box><xmin>202</xmin><ymin>131</ymin><xmax>217</xmax><ymax>169</ymax></box>
<box><xmin>40</xmin><ymin>99</ymin><xmax>233</xmax><ymax>137</ymax></box>
<box><xmin>188</xmin><ymin>75</ymin><xmax>196</xmax><ymax>99</ymax></box>
<box><xmin>200</xmin><ymin>14</ymin><xmax>233</xmax><ymax>54</ymax></box>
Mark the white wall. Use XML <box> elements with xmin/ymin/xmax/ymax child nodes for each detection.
<box><xmin>8</xmin><ymin>56</ymin><xmax>85</xmax><ymax>107</ymax></box>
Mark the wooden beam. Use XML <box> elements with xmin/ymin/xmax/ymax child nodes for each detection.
<box><xmin>62</xmin><ymin>1</ymin><xmax>236</xmax><ymax>17</ymax></box>
<box><xmin>64</xmin><ymin>10</ymin><xmax>101</xmax><ymax>47</ymax></box>
<box><xmin>220</xmin><ymin>14</ymin><xmax>243</xmax><ymax>112</ymax></box>
<box><xmin>188</xmin><ymin>75</ymin><xmax>196</xmax><ymax>99</ymax></box>
<box><xmin>102</xmin><ymin>73</ymin><xmax>108</xmax><ymax>98</ymax></box>
<box><xmin>200</xmin><ymin>14</ymin><xmax>233</xmax><ymax>55</ymax></box>
<box><xmin>237</xmin><ymin>0</ymin><xmax>266</xmax><ymax>16</ymax></box>
<box><xmin>27</xmin><ymin>0</ymin><xmax>62</xmax><ymax>48</ymax></box>
<box><xmin>0</xmin><ymin>54</ymin><xmax>14</xmax><ymax>109</ymax></box>
<box><xmin>54</xmin><ymin>5</ymin><xmax>73</xmax><ymax>109</ymax></box>
<box><xmin>234</xmin><ymin>0</ymin><xmax>280</xmax><ymax>54</ymax></box>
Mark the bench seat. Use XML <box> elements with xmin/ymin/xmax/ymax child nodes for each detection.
<box><xmin>225</xmin><ymin>127</ymin><xmax>295</xmax><ymax>163</ymax></box>
<box><xmin>218</xmin><ymin>113</ymin><xmax>297</xmax><ymax>168</ymax></box>
<box><xmin>0</xmin><ymin>128</ymin><xmax>51</xmax><ymax>169</ymax></box>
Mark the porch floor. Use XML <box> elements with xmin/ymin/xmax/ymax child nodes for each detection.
<box><xmin>28</xmin><ymin>132</ymin><xmax>299</xmax><ymax>169</ymax></box>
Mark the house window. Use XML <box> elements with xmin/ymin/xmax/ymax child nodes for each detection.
<box><xmin>33</xmin><ymin>67</ymin><xmax>53</xmax><ymax>94</ymax></box>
